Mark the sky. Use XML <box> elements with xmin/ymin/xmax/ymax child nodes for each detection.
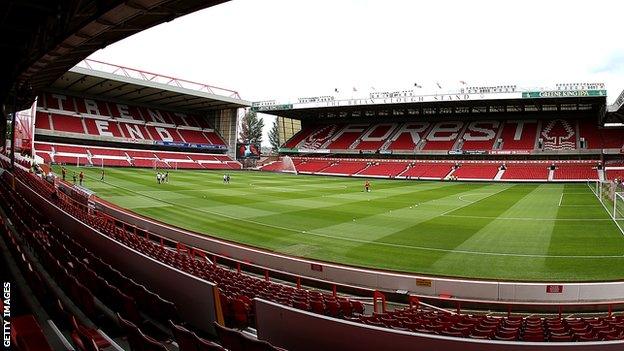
<box><xmin>88</xmin><ymin>0</ymin><xmax>624</xmax><ymax>145</ymax></box>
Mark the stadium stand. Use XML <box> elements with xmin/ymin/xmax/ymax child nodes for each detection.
<box><xmin>32</xmin><ymin>90</ymin><xmax>243</xmax><ymax>171</ymax></box>
<box><xmin>278</xmin><ymin>119</ymin><xmax>624</xmax><ymax>153</ymax></box>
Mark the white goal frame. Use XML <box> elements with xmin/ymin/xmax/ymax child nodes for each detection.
<box><xmin>588</xmin><ymin>180</ymin><xmax>624</xmax><ymax>235</ymax></box>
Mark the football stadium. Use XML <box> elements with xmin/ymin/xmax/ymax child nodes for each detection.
<box><xmin>2</xmin><ymin>1</ymin><xmax>624</xmax><ymax>351</ymax></box>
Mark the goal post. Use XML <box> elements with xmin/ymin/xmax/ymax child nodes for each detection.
<box><xmin>615</xmin><ymin>192</ymin><xmax>624</xmax><ymax>229</ymax></box>
<box><xmin>590</xmin><ymin>180</ymin><xmax>624</xmax><ymax>234</ymax></box>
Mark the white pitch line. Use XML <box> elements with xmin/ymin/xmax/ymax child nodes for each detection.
<box><xmin>441</xmin><ymin>214</ymin><xmax>611</xmax><ymax>221</ymax></box>
<box><xmin>558</xmin><ymin>193</ymin><xmax>564</xmax><ymax>207</ymax></box>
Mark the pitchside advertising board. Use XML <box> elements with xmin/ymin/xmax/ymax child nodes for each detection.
<box><xmin>236</xmin><ymin>143</ymin><xmax>261</xmax><ymax>159</ymax></box>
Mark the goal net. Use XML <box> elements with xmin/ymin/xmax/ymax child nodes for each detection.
<box><xmin>589</xmin><ymin>180</ymin><xmax>624</xmax><ymax>232</ymax></box>
<box><xmin>280</xmin><ymin>155</ymin><xmax>297</xmax><ymax>174</ymax></box>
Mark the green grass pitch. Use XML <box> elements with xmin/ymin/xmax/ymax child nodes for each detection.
<box><xmin>55</xmin><ymin>166</ymin><xmax>624</xmax><ymax>282</ymax></box>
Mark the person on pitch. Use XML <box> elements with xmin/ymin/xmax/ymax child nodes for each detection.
<box><xmin>100</xmin><ymin>169</ymin><xmax>105</xmax><ymax>181</ymax></box>
<box><xmin>61</xmin><ymin>167</ymin><xmax>67</xmax><ymax>181</ymax></box>
<box><xmin>79</xmin><ymin>171</ymin><xmax>84</xmax><ymax>186</ymax></box>
<box><xmin>364</xmin><ymin>180</ymin><xmax>371</xmax><ymax>192</ymax></box>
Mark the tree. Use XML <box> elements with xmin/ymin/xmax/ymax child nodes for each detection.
<box><xmin>268</xmin><ymin>118</ymin><xmax>280</xmax><ymax>152</ymax></box>
<box><xmin>239</xmin><ymin>110</ymin><xmax>264</xmax><ymax>145</ymax></box>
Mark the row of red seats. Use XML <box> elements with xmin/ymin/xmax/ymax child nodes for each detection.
<box><xmin>284</xmin><ymin>120</ymin><xmax>624</xmax><ymax>152</ymax></box>
<box><xmin>263</xmin><ymin>157</ymin><xmax>601</xmax><ymax>181</ymax></box>
<box><xmin>0</xmin><ymin>169</ymin><xmax>282</xmax><ymax>350</ymax></box>
<box><xmin>2</xmin><ymin>165</ymin><xmax>363</xmax><ymax>328</ymax></box>
<box><xmin>40</xmin><ymin>92</ymin><xmax>212</xmax><ymax>129</ymax></box>
<box><xmin>349</xmin><ymin>306</ymin><xmax>624</xmax><ymax>342</ymax></box>
<box><xmin>34</xmin><ymin>142</ymin><xmax>241</xmax><ymax>170</ymax></box>
<box><xmin>36</xmin><ymin>112</ymin><xmax>225</xmax><ymax>146</ymax></box>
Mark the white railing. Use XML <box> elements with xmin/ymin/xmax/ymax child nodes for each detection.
<box><xmin>75</xmin><ymin>59</ymin><xmax>242</xmax><ymax>99</ymax></box>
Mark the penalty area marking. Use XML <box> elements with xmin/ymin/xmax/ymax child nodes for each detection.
<box><xmin>93</xmin><ymin>179</ymin><xmax>623</xmax><ymax>259</ymax></box>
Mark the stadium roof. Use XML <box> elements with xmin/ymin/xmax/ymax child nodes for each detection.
<box><xmin>47</xmin><ymin>59</ymin><xmax>250</xmax><ymax>112</ymax></box>
<box><xmin>1</xmin><ymin>0</ymin><xmax>229</xmax><ymax>109</ymax></box>
<box><xmin>254</xmin><ymin>84</ymin><xmax>610</xmax><ymax>123</ymax></box>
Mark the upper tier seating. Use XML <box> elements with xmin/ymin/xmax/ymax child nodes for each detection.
<box><xmin>36</xmin><ymin>92</ymin><xmax>227</xmax><ymax>147</ymax></box>
<box><xmin>539</xmin><ymin>119</ymin><xmax>577</xmax><ymax>151</ymax></box>
<box><xmin>282</xmin><ymin>119</ymin><xmax>624</xmax><ymax>153</ymax></box>
<box><xmin>498</xmin><ymin>120</ymin><xmax>539</xmax><ymax>150</ymax></box>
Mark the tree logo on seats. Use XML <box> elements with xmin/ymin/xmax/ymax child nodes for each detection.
<box><xmin>541</xmin><ymin>119</ymin><xmax>576</xmax><ymax>150</ymax></box>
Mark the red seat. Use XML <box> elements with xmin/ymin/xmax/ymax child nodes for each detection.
<box><xmin>214</xmin><ymin>322</ymin><xmax>245</xmax><ymax>351</ymax></box>
<box><xmin>170</xmin><ymin>320</ymin><xmax>199</xmax><ymax>351</ymax></box>
<box><xmin>195</xmin><ymin>334</ymin><xmax>226</xmax><ymax>351</ymax></box>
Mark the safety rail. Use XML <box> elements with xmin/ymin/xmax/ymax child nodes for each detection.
<box><xmin>76</xmin><ymin>59</ymin><xmax>242</xmax><ymax>99</ymax></box>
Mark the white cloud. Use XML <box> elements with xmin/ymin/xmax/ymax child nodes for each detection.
<box><xmin>88</xmin><ymin>0</ymin><xmax>624</xmax><ymax>145</ymax></box>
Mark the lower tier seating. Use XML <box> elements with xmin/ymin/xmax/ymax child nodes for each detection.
<box><xmin>553</xmin><ymin>163</ymin><xmax>599</xmax><ymax>180</ymax></box>
<box><xmin>453</xmin><ymin>164</ymin><xmax>500</xmax><ymax>180</ymax></box>
<box><xmin>501</xmin><ymin>163</ymin><xmax>550</xmax><ymax>180</ymax></box>
<box><xmin>357</xmin><ymin>162</ymin><xmax>409</xmax><ymax>177</ymax></box>
<box><xmin>350</xmin><ymin>306</ymin><xmax>624</xmax><ymax>342</ymax></box>
<box><xmin>261</xmin><ymin>157</ymin><xmax>607</xmax><ymax>182</ymax></box>
<box><xmin>34</xmin><ymin>142</ymin><xmax>240</xmax><ymax>170</ymax></box>
<box><xmin>606</xmin><ymin>170</ymin><xmax>624</xmax><ymax>180</ymax></box>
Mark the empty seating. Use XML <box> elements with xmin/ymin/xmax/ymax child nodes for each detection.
<box><xmin>281</xmin><ymin>119</ymin><xmax>624</xmax><ymax>153</ymax></box>
<box><xmin>37</xmin><ymin>92</ymin><xmax>228</xmax><ymax>148</ymax></box>
<box><xmin>501</xmin><ymin>163</ymin><xmax>550</xmax><ymax>180</ymax></box>
<box><xmin>320</xmin><ymin>161</ymin><xmax>367</xmax><ymax>175</ymax></box>
<box><xmin>33</xmin><ymin>142</ymin><xmax>240</xmax><ymax>170</ymax></box>
<box><xmin>453</xmin><ymin>164</ymin><xmax>500</xmax><ymax>180</ymax></box>
<box><xmin>553</xmin><ymin>163</ymin><xmax>599</xmax><ymax>180</ymax></box>
<box><xmin>357</xmin><ymin>162</ymin><xmax>408</xmax><ymax>177</ymax></box>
